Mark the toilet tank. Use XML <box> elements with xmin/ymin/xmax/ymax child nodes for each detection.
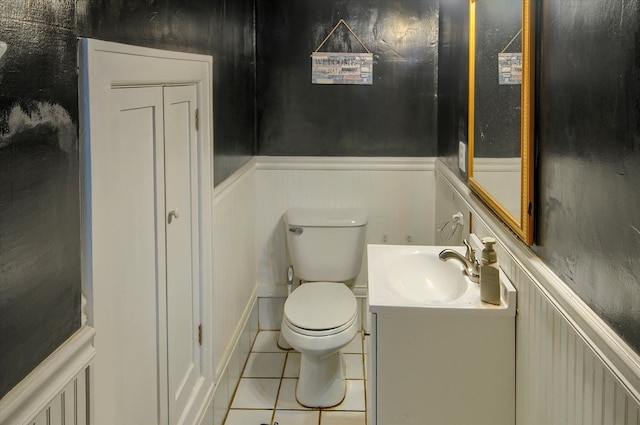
<box><xmin>284</xmin><ymin>207</ymin><xmax>368</xmax><ymax>282</ymax></box>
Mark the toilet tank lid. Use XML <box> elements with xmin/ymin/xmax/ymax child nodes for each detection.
<box><xmin>284</xmin><ymin>207</ymin><xmax>368</xmax><ymax>227</ymax></box>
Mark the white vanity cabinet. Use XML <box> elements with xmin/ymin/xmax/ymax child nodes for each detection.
<box><xmin>367</xmin><ymin>273</ymin><xmax>516</xmax><ymax>425</ymax></box>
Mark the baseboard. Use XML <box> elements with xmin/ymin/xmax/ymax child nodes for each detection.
<box><xmin>208</xmin><ymin>294</ymin><xmax>259</xmax><ymax>425</ymax></box>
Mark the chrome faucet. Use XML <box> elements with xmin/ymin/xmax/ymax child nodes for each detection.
<box><xmin>438</xmin><ymin>239</ymin><xmax>480</xmax><ymax>283</ymax></box>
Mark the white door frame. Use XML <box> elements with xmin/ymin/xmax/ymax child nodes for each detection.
<box><xmin>78</xmin><ymin>39</ymin><xmax>214</xmax><ymax>424</ymax></box>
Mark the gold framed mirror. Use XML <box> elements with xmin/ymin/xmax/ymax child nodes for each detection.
<box><xmin>468</xmin><ymin>0</ymin><xmax>535</xmax><ymax>245</ymax></box>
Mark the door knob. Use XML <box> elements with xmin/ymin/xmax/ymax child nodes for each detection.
<box><xmin>168</xmin><ymin>209</ymin><xmax>180</xmax><ymax>224</ymax></box>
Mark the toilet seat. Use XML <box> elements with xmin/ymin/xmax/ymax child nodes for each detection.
<box><xmin>284</xmin><ymin>312</ymin><xmax>358</xmax><ymax>337</ymax></box>
<box><xmin>284</xmin><ymin>282</ymin><xmax>357</xmax><ymax>336</ymax></box>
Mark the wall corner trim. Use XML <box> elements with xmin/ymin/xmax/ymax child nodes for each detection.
<box><xmin>0</xmin><ymin>326</ymin><xmax>96</xmax><ymax>425</ymax></box>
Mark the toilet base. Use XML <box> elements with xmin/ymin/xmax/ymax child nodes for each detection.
<box><xmin>277</xmin><ymin>332</ymin><xmax>292</xmax><ymax>350</ymax></box>
<box><xmin>296</xmin><ymin>351</ymin><xmax>346</xmax><ymax>408</ymax></box>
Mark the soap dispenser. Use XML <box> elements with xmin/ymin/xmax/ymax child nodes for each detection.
<box><xmin>480</xmin><ymin>237</ymin><xmax>501</xmax><ymax>305</ymax></box>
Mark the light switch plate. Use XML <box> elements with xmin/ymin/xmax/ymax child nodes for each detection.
<box><xmin>458</xmin><ymin>141</ymin><xmax>466</xmax><ymax>172</ymax></box>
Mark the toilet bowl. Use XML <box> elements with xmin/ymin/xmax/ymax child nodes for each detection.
<box><xmin>280</xmin><ymin>281</ymin><xmax>359</xmax><ymax>407</ymax></box>
<box><xmin>280</xmin><ymin>207</ymin><xmax>367</xmax><ymax>408</ymax></box>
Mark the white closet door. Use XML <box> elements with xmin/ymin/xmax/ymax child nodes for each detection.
<box><xmin>163</xmin><ymin>85</ymin><xmax>203</xmax><ymax>425</ymax></box>
<box><xmin>94</xmin><ymin>84</ymin><xmax>202</xmax><ymax>425</ymax></box>
<box><xmin>94</xmin><ymin>86</ymin><xmax>168</xmax><ymax>425</ymax></box>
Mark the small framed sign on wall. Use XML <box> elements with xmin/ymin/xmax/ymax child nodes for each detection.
<box><xmin>311</xmin><ymin>52</ymin><xmax>373</xmax><ymax>85</ymax></box>
<box><xmin>311</xmin><ymin>19</ymin><xmax>373</xmax><ymax>85</ymax></box>
<box><xmin>498</xmin><ymin>53</ymin><xmax>522</xmax><ymax>85</ymax></box>
<box><xmin>497</xmin><ymin>28</ymin><xmax>522</xmax><ymax>85</ymax></box>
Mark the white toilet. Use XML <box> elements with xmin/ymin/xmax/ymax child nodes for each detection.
<box><xmin>280</xmin><ymin>207</ymin><xmax>368</xmax><ymax>408</ymax></box>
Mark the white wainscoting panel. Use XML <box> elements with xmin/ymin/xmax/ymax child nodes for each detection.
<box><xmin>29</xmin><ymin>370</ymin><xmax>88</xmax><ymax>425</ymax></box>
<box><xmin>212</xmin><ymin>159</ymin><xmax>258</xmax><ymax>379</ymax></box>
<box><xmin>499</xmin><ymin>259</ymin><xmax>640</xmax><ymax>425</ymax></box>
<box><xmin>436</xmin><ymin>160</ymin><xmax>640</xmax><ymax>425</ymax></box>
<box><xmin>0</xmin><ymin>327</ymin><xmax>94</xmax><ymax>425</ymax></box>
<box><xmin>435</xmin><ymin>171</ymin><xmax>471</xmax><ymax>246</ymax></box>
<box><xmin>255</xmin><ymin>157</ymin><xmax>437</xmax><ymax>296</ymax></box>
<box><xmin>209</xmin><ymin>299</ymin><xmax>258</xmax><ymax>425</ymax></box>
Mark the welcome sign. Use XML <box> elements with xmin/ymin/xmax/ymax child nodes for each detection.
<box><xmin>498</xmin><ymin>52</ymin><xmax>522</xmax><ymax>85</ymax></box>
<box><xmin>311</xmin><ymin>52</ymin><xmax>373</xmax><ymax>85</ymax></box>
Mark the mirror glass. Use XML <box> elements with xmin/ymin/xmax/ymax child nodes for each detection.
<box><xmin>468</xmin><ymin>0</ymin><xmax>534</xmax><ymax>244</ymax></box>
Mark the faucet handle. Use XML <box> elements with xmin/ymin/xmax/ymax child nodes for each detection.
<box><xmin>463</xmin><ymin>239</ymin><xmax>476</xmax><ymax>264</ymax></box>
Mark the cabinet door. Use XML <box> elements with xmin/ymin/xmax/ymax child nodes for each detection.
<box><xmin>163</xmin><ymin>85</ymin><xmax>203</xmax><ymax>425</ymax></box>
<box><xmin>94</xmin><ymin>86</ymin><xmax>167</xmax><ymax>425</ymax></box>
<box><xmin>94</xmin><ymin>84</ymin><xmax>203</xmax><ymax>425</ymax></box>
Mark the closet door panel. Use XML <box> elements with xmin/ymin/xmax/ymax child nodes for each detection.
<box><xmin>163</xmin><ymin>84</ymin><xmax>203</xmax><ymax>424</ymax></box>
<box><xmin>93</xmin><ymin>86</ymin><xmax>167</xmax><ymax>425</ymax></box>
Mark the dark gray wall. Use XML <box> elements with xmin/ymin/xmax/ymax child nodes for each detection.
<box><xmin>437</xmin><ymin>0</ymin><xmax>468</xmax><ymax>180</ymax></box>
<box><xmin>256</xmin><ymin>0</ymin><xmax>439</xmax><ymax>156</ymax></box>
<box><xmin>534</xmin><ymin>0</ymin><xmax>640</xmax><ymax>352</ymax></box>
<box><xmin>0</xmin><ymin>0</ymin><xmax>81</xmax><ymax>399</ymax></box>
<box><xmin>438</xmin><ymin>0</ymin><xmax>640</xmax><ymax>353</ymax></box>
<box><xmin>0</xmin><ymin>0</ymin><xmax>255</xmax><ymax>399</ymax></box>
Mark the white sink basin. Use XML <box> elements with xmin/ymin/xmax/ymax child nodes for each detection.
<box><xmin>386</xmin><ymin>250</ymin><xmax>468</xmax><ymax>303</ymax></box>
<box><xmin>367</xmin><ymin>244</ymin><xmax>516</xmax><ymax>315</ymax></box>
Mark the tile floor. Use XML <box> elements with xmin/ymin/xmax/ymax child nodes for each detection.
<box><xmin>224</xmin><ymin>330</ymin><xmax>367</xmax><ymax>425</ymax></box>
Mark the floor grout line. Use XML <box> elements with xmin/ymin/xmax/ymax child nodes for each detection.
<box><xmin>225</xmin><ymin>330</ymin><xmax>367</xmax><ymax>425</ymax></box>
